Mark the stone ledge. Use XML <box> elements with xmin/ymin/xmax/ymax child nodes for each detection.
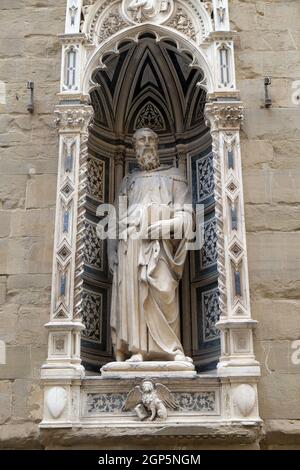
<box><xmin>40</xmin><ymin>422</ymin><xmax>263</xmax><ymax>450</ymax></box>
<box><xmin>3</xmin><ymin>421</ymin><xmax>300</xmax><ymax>449</ymax></box>
<box><xmin>0</xmin><ymin>423</ymin><xmax>42</xmax><ymax>450</ymax></box>
<box><xmin>101</xmin><ymin>361</ymin><xmax>196</xmax><ymax>378</ymax></box>
<box><xmin>261</xmin><ymin>419</ymin><xmax>300</xmax><ymax>450</ymax></box>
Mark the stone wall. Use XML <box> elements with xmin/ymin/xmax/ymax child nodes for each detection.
<box><xmin>230</xmin><ymin>0</ymin><xmax>300</xmax><ymax>449</ymax></box>
<box><xmin>0</xmin><ymin>0</ymin><xmax>299</xmax><ymax>449</ymax></box>
<box><xmin>0</xmin><ymin>0</ymin><xmax>66</xmax><ymax>448</ymax></box>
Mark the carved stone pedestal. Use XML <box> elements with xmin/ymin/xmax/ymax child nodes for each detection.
<box><xmin>101</xmin><ymin>361</ymin><xmax>196</xmax><ymax>378</ymax></box>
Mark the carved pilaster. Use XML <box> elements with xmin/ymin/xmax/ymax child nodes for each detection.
<box><xmin>56</xmin><ymin>106</ymin><xmax>94</xmax><ymax>325</ymax></box>
<box><xmin>205</xmin><ymin>101</ymin><xmax>260</xmax><ymax>376</ymax></box>
<box><xmin>41</xmin><ymin>104</ymin><xmax>93</xmax><ymax>428</ymax></box>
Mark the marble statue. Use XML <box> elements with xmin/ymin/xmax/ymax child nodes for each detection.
<box><xmin>108</xmin><ymin>128</ymin><xmax>194</xmax><ymax>367</ymax></box>
<box><xmin>127</xmin><ymin>0</ymin><xmax>169</xmax><ymax>22</ymax></box>
<box><xmin>123</xmin><ymin>380</ymin><xmax>177</xmax><ymax>421</ymax></box>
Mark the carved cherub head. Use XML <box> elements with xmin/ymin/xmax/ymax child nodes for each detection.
<box><xmin>133</xmin><ymin>128</ymin><xmax>160</xmax><ymax>171</ymax></box>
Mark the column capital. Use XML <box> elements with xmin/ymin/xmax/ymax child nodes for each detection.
<box><xmin>205</xmin><ymin>101</ymin><xmax>244</xmax><ymax>132</ymax></box>
<box><xmin>54</xmin><ymin>104</ymin><xmax>94</xmax><ymax>133</ymax></box>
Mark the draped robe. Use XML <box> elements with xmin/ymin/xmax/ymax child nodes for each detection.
<box><xmin>109</xmin><ymin>166</ymin><xmax>193</xmax><ymax>361</ymax></box>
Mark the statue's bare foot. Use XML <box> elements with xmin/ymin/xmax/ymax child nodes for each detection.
<box><xmin>175</xmin><ymin>354</ymin><xmax>193</xmax><ymax>364</ymax></box>
<box><xmin>126</xmin><ymin>353</ymin><xmax>144</xmax><ymax>362</ymax></box>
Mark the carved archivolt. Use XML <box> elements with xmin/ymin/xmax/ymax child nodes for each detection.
<box><xmin>81</xmin><ymin>0</ymin><xmax>212</xmax><ymax>45</ymax></box>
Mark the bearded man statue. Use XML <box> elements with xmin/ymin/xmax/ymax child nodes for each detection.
<box><xmin>108</xmin><ymin>128</ymin><xmax>194</xmax><ymax>365</ymax></box>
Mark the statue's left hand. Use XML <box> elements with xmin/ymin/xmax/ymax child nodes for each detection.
<box><xmin>147</xmin><ymin>218</ymin><xmax>184</xmax><ymax>240</ymax></box>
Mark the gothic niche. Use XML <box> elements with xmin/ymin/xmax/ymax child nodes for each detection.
<box><xmin>81</xmin><ymin>34</ymin><xmax>220</xmax><ymax>373</ymax></box>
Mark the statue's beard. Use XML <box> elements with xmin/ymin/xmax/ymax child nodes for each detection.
<box><xmin>137</xmin><ymin>148</ymin><xmax>160</xmax><ymax>171</ymax></box>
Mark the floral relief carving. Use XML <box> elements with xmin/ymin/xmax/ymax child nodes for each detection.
<box><xmin>86</xmin><ymin>391</ymin><xmax>216</xmax><ymax>414</ymax></box>
<box><xmin>203</xmin><ymin>218</ymin><xmax>217</xmax><ymax>268</ymax></box>
<box><xmin>168</xmin><ymin>7</ymin><xmax>196</xmax><ymax>41</ymax></box>
<box><xmin>84</xmin><ymin>221</ymin><xmax>104</xmax><ymax>271</ymax></box>
<box><xmin>97</xmin><ymin>6</ymin><xmax>129</xmax><ymax>43</ymax></box>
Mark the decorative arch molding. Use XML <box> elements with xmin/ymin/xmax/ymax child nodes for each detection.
<box><xmin>82</xmin><ymin>24</ymin><xmax>214</xmax><ymax>97</ymax></box>
<box><xmin>81</xmin><ymin>0</ymin><xmax>213</xmax><ymax>46</ymax></box>
<box><xmin>41</xmin><ymin>0</ymin><xmax>262</xmax><ymax>438</ymax></box>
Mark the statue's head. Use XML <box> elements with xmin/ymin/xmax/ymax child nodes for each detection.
<box><xmin>141</xmin><ymin>380</ymin><xmax>154</xmax><ymax>393</ymax></box>
<box><xmin>132</xmin><ymin>128</ymin><xmax>160</xmax><ymax>171</ymax></box>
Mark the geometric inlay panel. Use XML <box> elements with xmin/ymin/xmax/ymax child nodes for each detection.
<box><xmin>202</xmin><ymin>218</ymin><xmax>217</xmax><ymax>269</ymax></box>
<box><xmin>86</xmin><ymin>156</ymin><xmax>105</xmax><ymax>202</ymax></box>
<box><xmin>202</xmin><ymin>287</ymin><xmax>221</xmax><ymax>342</ymax></box>
<box><xmin>134</xmin><ymin>102</ymin><xmax>165</xmax><ymax>131</ymax></box>
<box><xmin>196</xmin><ymin>152</ymin><xmax>215</xmax><ymax>202</ymax></box>
<box><xmin>82</xmin><ymin>291</ymin><xmax>103</xmax><ymax>343</ymax></box>
<box><xmin>84</xmin><ymin>221</ymin><xmax>104</xmax><ymax>271</ymax></box>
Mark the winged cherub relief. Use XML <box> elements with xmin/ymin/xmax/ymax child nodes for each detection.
<box><xmin>123</xmin><ymin>380</ymin><xmax>177</xmax><ymax>421</ymax></box>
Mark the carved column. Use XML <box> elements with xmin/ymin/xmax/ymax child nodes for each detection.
<box><xmin>40</xmin><ymin>0</ymin><xmax>94</xmax><ymax>429</ymax></box>
<box><xmin>41</xmin><ymin>104</ymin><xmax>93</xmax><ymax>427</ymax></box>
<box><xmin>205</xmin><ymin>101</ymin><xmax>260</xmax><ymax>377</ymax></box>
